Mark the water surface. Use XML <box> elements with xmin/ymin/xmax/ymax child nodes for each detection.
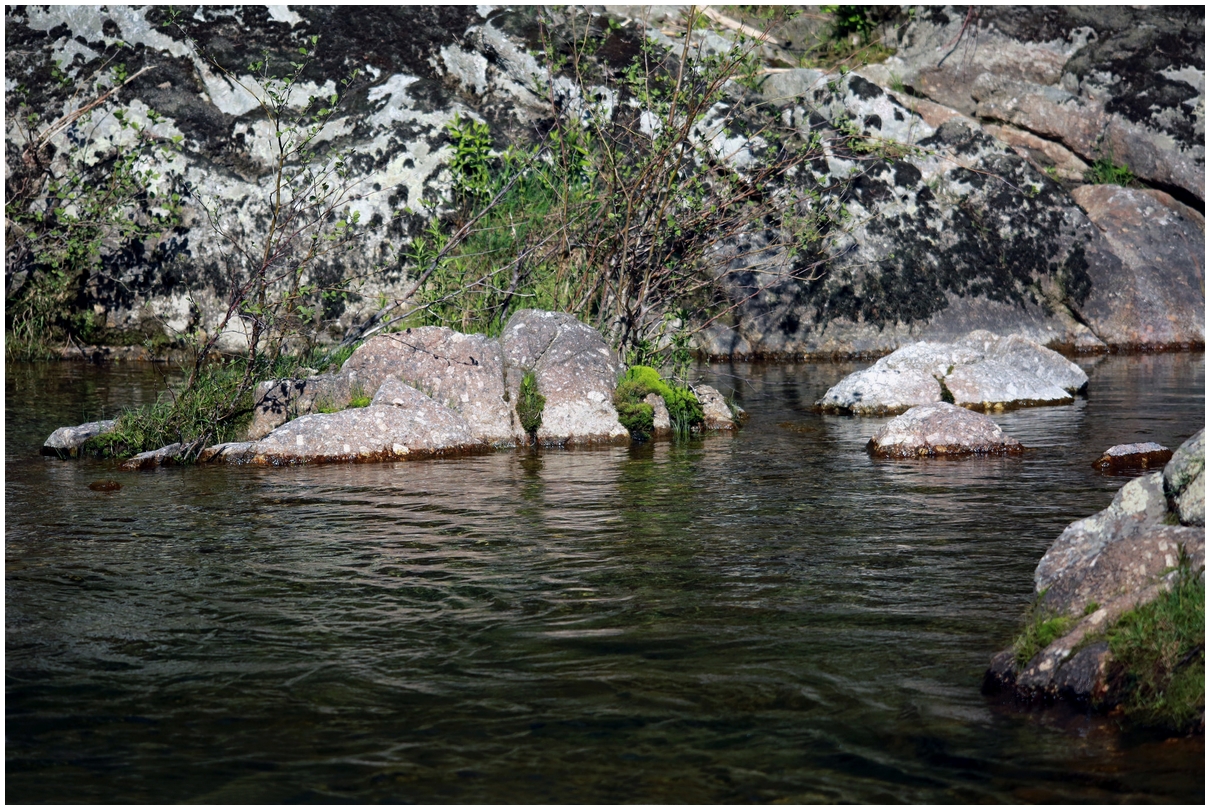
<box><xmin>6</xmin><ymin>354</ymin><xmax>1205</xmax><ymax>802</ymax></box>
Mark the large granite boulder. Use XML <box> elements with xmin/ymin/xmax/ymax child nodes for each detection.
<box><xmin>866</xmin><ymin>402</ymin><xmax>1024</xmax><ymax>458</ymax></box>
<box><xmin>41</xmin><ymin>419</ymin><xmax>117</xmax><ymax>458</ymax></box>
<box><xmin>986</xmin><ymin>429</ymin><xmax>1206</xmax><ymax>712</ymax></box>
<box><xmin>817</xmin><ymin>331</ymin><xmax>1085</xmax><ymax>414</ymax></box>
<box><xmin>499</xmin><ymin>310</ymin><xmax>629</xmax><ymax>445</ymax></box>
<box><xmin>209</xmin><ymin>379</ymin><xmax>479</xmax><ymax>465</ymax></box>
<box><xmin>1069</xmin><ymin>185</ymin><xmax>1205</xmax><ymax>349</ymax></box>
<box><xmin>341</xmin><ymin>328</ymin><xmax>516</xmax><ymax>445</ymax></box>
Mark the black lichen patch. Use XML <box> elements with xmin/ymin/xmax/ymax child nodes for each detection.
<box><xmin>846</xmin><ymin>75</ymin><xmax>884</xmax><ymax>101</ymax></box>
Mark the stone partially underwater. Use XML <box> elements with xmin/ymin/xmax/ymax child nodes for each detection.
<box><xmin>43</xmin><ymin>311</ymin><xmax>742</xmax><ymax>469</ymax></box>
<box><xmin>983</xmin><ymin>430</ymin><xmax>1206</xmax><ymax>724</ymax></box>
<box><xmin>867</xmin><ymin>402</ymin><xmax>1025</xmax><ymax>458</ymax></box>
<box><xmin>817</xmin><ymin>330</ymin><xmax>1087</xmax><ymax>415</ymax></box>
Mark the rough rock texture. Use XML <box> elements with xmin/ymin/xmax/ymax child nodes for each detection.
<box><xmin>882</xmin><ymin>6</ymin><xmax>1204</xmax><ymax>205</ymax></box>
<box><xmin>1069</xmin><ymin>185</ymin><xmax>1205</xmax><ymax>349</ymax></box>
<box><xmin>987</xmin><ymin>429</ymin><xmax>1207</xmax><ymax>709</ymax></box>
<box><xmin>8</xmin><ymin>6</ymin><xmax>1201</xmax><ymax>360</ymax></box>
<box><xmin>248</xmin><ymin>375</ymin><xmax>354</xmax><ymax>440</ymax></box>
<box><xmin>41</xmin><ymin>419</ymin><xmax>117</xmax><ymax>458</ymax></box>
<box><xmin>1164</xmin><ymin>429</ymin><xmax>1206</xmax><ymax>526</ymax></box>
<box><xmin>644</xmin><ymin>393</ymin><xmax>672</xmax><ymax>439</ymax></box>
<box><xmin>341</xmin><ymin>328</ymin><xmax>516</xmax><ymax>445</ymax></box>
<box><xmin>695</xmin><ymin>384</ymin><xmax>741</xmax><ymax>430</ymax></box>
<box><xmin>1092</xmin><ymin>442</ymin><xmax>1173</xmax><ymax>472</ymax></box>
<box><xmin>119</xmin><ymin>442</ymin><xmax>185</xmax><ymax>471</ymax></box>
<box><xmin>214</xmin><ymin>380</ymin><xmax>479</xmax><ymax>465</ymax></box>
<box><xmin>817</xmin><ymin>331</ymin><xmax>1085</xmax><ymax>414</ymax></box>
<box><xmin>866</xmin><ymin>402</ymin><xmax>1024</xmax><ymax>458</ymax></box>
<box><xmin>499</xmin><ymin>310</ymin><xmax>629</xmax><ymax>446</ymax></box>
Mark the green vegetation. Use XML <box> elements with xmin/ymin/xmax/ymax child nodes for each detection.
<box><xmin>6</xmin><ymin>47</ymin><xmax>185</xmax><ymax>360</ymax></box>
<box><xmin>1106</xmin><ymin>553</ymin><xmax>1204</xmax><ymax>731</ymax></box>
<box><xmin>797</xmin><ymin>6</ymin><xmax>898</xmax><ymax>71</ymax></box>
<box><xmin>1084</xmin><ymin>156</ymin><xmax>1136</xmax><ymax>186</ymax></box>
<box><xmin>1012</xmin><ymin>594</ymin><xmax>1077</xmax><ymax>668</ymax></box>
<box><xmin>517</xmin><ymin>370</ymin><xmax>545</xmax><ymax>441</ymax></box>
<box><xmin>613</xmin><ymin>365</ymin><xmax>704</xmax><ymax>440</ymax></box>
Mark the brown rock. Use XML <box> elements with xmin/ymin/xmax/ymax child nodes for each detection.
<box><xmin>1092</xmin><ymin>442</ymin><xmax>1173</xmax><ymax>472</ymax></box>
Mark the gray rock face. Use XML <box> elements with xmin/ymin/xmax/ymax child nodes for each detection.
<box><xmin>41</xmin><ymin>419</ymin><xmax>117</xmax><ymax>458</ymax></box>
<box><xmin>695</xmin><ymin>384</ymin><xmax>741</xmax><ymax>430</ymax></box>
<box><xmin>499</xmin><ymin>310</ymin><xmax>628</xmax><ymax>445</ymax></box>
<box><xmin>644</xmin><ymin>393</ymin><xmax>672</xmax><ymax>438</ymax></box>
<box><xmin>1164</xmin><ymin>429</ymin><xmax>1206</xmax><ymax>526</ymax></box>
<box><xmin>341</xmin><ymin>328</ymin><xmax>516</xmax><ymax>445</ymax></box>
<box><xmin>218</xmin><ymin>380</ymin><xmax>479</xmax><ymax>465</ymax></box>
<box><xmin>1070</xmin><ymin>185</ymin><xmax>1205</xmax><ymax>349</ymax></box>
<box><xmin>866</xmin><ymin>402</ymin><xmax>1024</xmax><ymax>458</ymax></box>
<box><xmin>1092</xmin><ymin>442</ymin><xmax>1173</xmax><ymax>472</ymax></box>
<box><xmin>249</xmin><ymin>375</ymin><xmax>354</xmax><ymax>440</ymax></box>
<box><xmin>119</xmin><ymin>442</ymin><xmax>185</xmax><ymax>471</ymax></box>
<box><xmin>817</xmin><ymin>331</ymin><xmax>1085</xmax><ymax>414</ymax></box>
<box><xmin>886</xmin><ymin>6</ymin><xmax>1204</xmax><ymax>205</ymax></box>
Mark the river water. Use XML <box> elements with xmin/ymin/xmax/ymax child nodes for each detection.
<box><xmin>6</xmin><ymin>354</ymin><xmax>1205</xmax><ymax>803</ymax></box>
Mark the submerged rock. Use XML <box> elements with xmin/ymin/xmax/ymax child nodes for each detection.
<box><xmin>1092</xmin><ymin>442</ymin><xmax>1173</xmax><ymax>472</ymax></box>
<box><xmin>41</xmin><ymin>419</ymin><xmax>117</xmax><ymax>458</ymax></box>
<box><xmin>817</xmin><ymin>331</ymin><xmax>1086</xmax><ymax>415</ymax></box>
<box><xmin>986</xmin><ymin>429</ymin><xmax>1206</xmax><ymax>715</ymax></box>
<box><xmin>867</xmin><ymin>402</ymin><xmax>1024</xmax><ymax>458</ymax></box>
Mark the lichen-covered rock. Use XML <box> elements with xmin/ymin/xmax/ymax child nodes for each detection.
<box><xmin>866</xmin><ymin>402</ymin><xmax>1024</xmax><ymax>458</ymax></box>
<box><xmin>341</xmin><ymin>328</ymin><xmax>516</xmax><ymax>445</ymax></box>
<box><xmin>884</xmin><ymin>6</ymin><xmax>1204</xmax><ymax>205</ymax></box>
<box><xmin>1164</xmin><ymin>429</ymin><xmax>1206</xmax><ymax>526</ymax></box>
<box><xmin>248</xmin><ymin>375</ymin><xmax>354</xmax><ymax>440</ymax></box>
<box><xmin>1092</xmin><ymin>442</ymin><xmax>1173</xmax><ymax>472</ymax></box>
<box><xmin>41</xmin><ymin>419</ymin><xmax>117</xmax><ymax>458</ymax></box>
<box><xmin>217</xmin><ymin>380</ymin><xmax>478</xmax><ymax>465</ymax></box>
<box><xmin>695</xmin><ymin>384</ymin><xmax>741</xmax><ymax>430</ymax></box>
<box><xmin>817</xmin><ymin>331</ymin><xmax>1084</xmax><ymax>414</ymax></box>
<box><xmin>499</xmin><ymin>310</ymin><xmax>628</xmax><ymax>445</ymax></box>
<box><xmin>1069</xmin><ymin>185</ymin><xmax>1205</xmax><ymax>350</ymax></box>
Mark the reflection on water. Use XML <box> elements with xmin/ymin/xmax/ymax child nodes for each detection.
<box><xmin>5</xmin><ymin>355</ymin><xmax>1205</xmax><ymax>803</ymax></box>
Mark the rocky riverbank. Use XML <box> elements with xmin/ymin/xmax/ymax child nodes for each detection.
<box><xmin>983</xmin><ymin>430</ymin><xmax>1206</xmax><ymax>732</ymax></box>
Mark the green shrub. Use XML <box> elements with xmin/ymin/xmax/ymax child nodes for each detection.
<box><xmin>1107</xmin><ymin>553</ymin><xmax>1204</xmax><ymax>731</ymax></box>
<box><xmin>517</xmin><ymin>370</ymin><xmax>545</xmax><ymax>440</ymax></box>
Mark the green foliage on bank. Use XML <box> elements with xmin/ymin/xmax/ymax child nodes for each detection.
<box><xmin>1107</xmin><ymin>554</ymin><xmax>1205</xmax><ymax>731</ymax></box>
<box><xmin>1012</xmin><ymin>603</ymin><xmax>1077</xmax><ymax>668</ymax></box>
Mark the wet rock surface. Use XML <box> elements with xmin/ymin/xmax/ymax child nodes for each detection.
<box><xmin>866</xmin><ymin>402</ymin><xmax>1024</xmax><ymax>458</ymax></box>
<box><xmin>817</xmin><ymin>331</ymin><xmax>1085</xmax><ymax>415</ymax></box>
<box><xmin>41</xmin><ymin>419</ymin><xmax>117</xmax><ymax>458</ymax></box>
<box><xmin>987</xmin><ymin>429</ymin><xmax>1206</xmax><ymax>710</ymax></box>
<box><xmin>119</xmin><ymin>442</ymin><xmax>186</xmax><ymax>471</ymax></box>
<box><xmin>1092</xmin><ymin>442</ymin><xmax>1173</xmax><ymax>473</ymax></box>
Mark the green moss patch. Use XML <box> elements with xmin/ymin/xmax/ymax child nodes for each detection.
<box><xmin>613</xmin><ymin>365</ymin><xmax>703</xmax><ymax>440</ymax></box>
<box><xmin>517</xmin><ymin>370</ymin><xmax>545</xmax><ymax>441</ymax></box>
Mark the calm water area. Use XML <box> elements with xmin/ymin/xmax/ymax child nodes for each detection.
<box><xmin>5</xmin><ymin>353</ymin><xmax>1205</xmax><ymax>803</ymax></box>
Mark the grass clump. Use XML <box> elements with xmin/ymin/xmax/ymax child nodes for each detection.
<box><xmin>1085</xmin><ymin>157</ymin><xmax>1136</xmax><ymax>186</ymax></box>
<box><xmin>613</xmin><ymin>365</ymin><xmax>703</xmax><ymax>440</ymax></box>
<box><xmin>1106</xmin><ymin>552</ymin><xmax>1204</xmax><ymax>731</ymax></box>
<box><xmin>517</xmin><ymin>370</ymin><xmax>545</xmax><ymax>442</ymax></box>
<box><xmin>1012</xmin><ymin>598</ymin><xmax>1078</xmax><ymax>668</ymax></box>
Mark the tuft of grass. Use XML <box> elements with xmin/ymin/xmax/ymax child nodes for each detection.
<box><xmin>1012</xmin><ymin>595</ymin><xmax>1077</xmax><ymax>668</ymax></box>
<box><xmin>1085</xmin><ymin>157</ymin><xmax>1136</xmax><ymax>186</ymax></box>
<box><xmin>517</xmin><ymin>370</ymin><xmax>545</xmax><ymax>441</ymax></box>
<box><xmin>1107</xmin><ymin>552</ymin><xmax>1204</xmax><ymax>731</ymax></box>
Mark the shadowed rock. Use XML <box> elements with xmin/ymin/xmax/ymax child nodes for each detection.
<box><xmin>248</xmin><ymin>375</ymin><xmax>355</xmax><ymax>440</ymax></box>
<box><xmin>867</xmin><ymin>402</ymin><xmax>1024</xmax><ymax>458</ymax></box>
<box><xmin>1164</xmin><ymin>429</ymin><xmax>1206</xmax><ymax>526</ymax></box>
